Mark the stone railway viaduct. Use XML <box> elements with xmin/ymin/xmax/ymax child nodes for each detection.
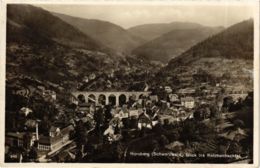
<box><xmin>71</xmin><ymin>91</ymin><xmax>151</xmax><ymax>106</ymax></box>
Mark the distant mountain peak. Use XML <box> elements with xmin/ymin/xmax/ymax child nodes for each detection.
<box><xmin>132</xmin><ymin>25</ymin><xmax>223</xmax><ymax>63</ymax></box>
<box><xmin>53</xmin><ymin>12</ymin><xmax>145</xmax><ymax>54</ymax></box>
<box><xmin>128</xmin><ymin>21</ymin><xmax>207</xmax><ymax>42</ymax></box>
<box><xmin>164</xmin><ymin>19</ymin><xmax>253</xmax><ymax>72</ymax></box>
<box><xmin>7</xmin><ymin>4</ymin><xmax>106</xmax><ymax>51</ymax></box>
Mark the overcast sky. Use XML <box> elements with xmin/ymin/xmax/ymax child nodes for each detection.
<box><xmin>36</xmin><ymin>4</ymin><xmax>254</xmax><ymax>29</ymax></box>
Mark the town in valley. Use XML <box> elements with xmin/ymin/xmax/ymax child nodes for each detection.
<box><xmin>5</xmin><ymin>4</ymin><xmax>254</xmax><ymax>163</ymax></box>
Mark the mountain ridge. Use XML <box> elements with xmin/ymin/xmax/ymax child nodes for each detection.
<box><xmin>53</xmin><ymin>12</ymin><xmax>145</xmax><ymax>55</ymax></box>
<box><xmin>7</xmin><ymin>4</ymin><xmax>108</xmax><ymax>52</ymax></box>
<box><xmin>132</xmin><ymin>26</ymin><xmax>223</xmax><ymax>63</ymax></box>
<box><xmin>166</xmin><ymin>19</ymin><xmax>253</xmax><ymax>68</ymax></box>
<box><xmin>128</xmin><ymin>21</ymin><xmax>223</xmax><ymax>42</ymax></box>
<box><xmin>153</xmin><ymin>19</ymin><xmax>254</xmax><ymax>89</ymax></box>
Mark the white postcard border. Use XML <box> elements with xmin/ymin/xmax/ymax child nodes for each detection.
<box><xmin>0</xmin><ymin>0</ymin><xmax>259</xmax><ymax>168</ymax></box>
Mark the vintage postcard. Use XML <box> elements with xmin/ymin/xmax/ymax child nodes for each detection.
<box><xmin>0</xmin><ymin>0</ymin><xmax>259</xmax><ymax>167</ymax></box>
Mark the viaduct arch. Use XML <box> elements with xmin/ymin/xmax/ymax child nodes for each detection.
<box><xmin>71</xmin><ymin>91</ymin><xmax>151</xmax><ymax>106</ymax></box>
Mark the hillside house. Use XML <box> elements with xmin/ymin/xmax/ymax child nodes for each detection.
<box><xmin>6</xmin><ymin>132</ymin><xmax>35</xmax><ymax>150</ymax></box>
<box><xmin>181</xmin><ymin>97</ymin><xmax>195</xmax><ymax>109</ymax></box>
<box><xmin>25</xmin><ymin>119</ymin><xmax>38</xmax><ymax>128</ymax></box>
<box><xmin>43</xmin><ymin>90</ymin><xmax>56</xmax><ymax>102</ymax></box>
<box><xmin>138</xmin><ymin>113</ymin><xmax>152</xmax><ymax>129</ymax></box>
<box><xmin>5</xmin><ymin>125</ymin><xmax>74</xmax><ymax>152</ymax></box>
<box><xmin>225</xmin><ymin>86</ymin><xmax>251</xmax><ymax>100</ymax></box>
<box><xmin>129</xmin><ymin>109</ymin><xmax>139</xmax><ymax>117</ymax></box>
<box><xmin>177</xmin><ymin>88</ymin><xmax>196</xmax><ymax>97</ymax></box>
<box><xmin>165</xmin><ymin>86</ymin><xmax>172</xmax><ymax>93</ymax></box>
<box><xmin>89</xmin><ymin>73</ymin><xmax>96</xmax><ymax>80</ymax></box>
<box><xmin>77</xmin><ymin>102</ymin><xmax>91</xmax><ymax>113</ymax></box>
<box><xmin>70</xmin><ymin>94</ymin><xmax>79</xmax><ymax>105</ymax></box>
<box><xmin>5</xmin><ymin>132</ymin><xmax>27</xmax><ymax>148</ymax></box>
<box><xmin>49</xmin><ymin>126</ymin><xmax>61</xmax><ymax>137</ymax></box>
<box><xmin>159</xmin><ymin>114</ymin><xmax>175</xmax><ymax>124</ymax></box>
<box><xmin>149</xmin><ymin>95</ymin><xmax>158</xmax><ymax>102</ymax></box>
<box><xmin>83</xmin><ymin>76</ymin><xmax>89</xmax><ymax>83</ymax></box>
<box><xmin>38</xmin><ymin>125</ymin><xmax>74</xmax><ymax>151</ymax></box>
<box><xmin>19</xmin><ymin>107</ymin><xmax>32</xmax><ymax>117</ymax></box>
<box><xmin>178</xmin><ymin>75</ymin><xmax>193</xmax><ymax>84</ymax></box>
<box><xmin>169</xmin><ymin>94</ymin><xmax>179</xmax><ymax>102</ymax></box>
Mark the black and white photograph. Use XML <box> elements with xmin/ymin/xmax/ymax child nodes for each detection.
<box><xmin>1</xmin><ymin>0</ymin><xmax>259</xmax><ymax>165</ymax></box>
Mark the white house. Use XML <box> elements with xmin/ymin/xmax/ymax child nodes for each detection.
<box><xmin>169</xmin><ymin>94</ymin><xmax>179</xmax><ymax>102</ymax></box>
<box><xmin>181</xmin><ymin>97</ymin><xmax>195</xmax><ymax>109</ymax></box>
<box><xmin>165</xmin><ymin>86</ymin><xmax>172</xmax><ymax>94</ymax></box>
<box><xmin>19</xmin><ymin>107</ymin><xmax>32</xmax><ymax>117</ymax></box>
